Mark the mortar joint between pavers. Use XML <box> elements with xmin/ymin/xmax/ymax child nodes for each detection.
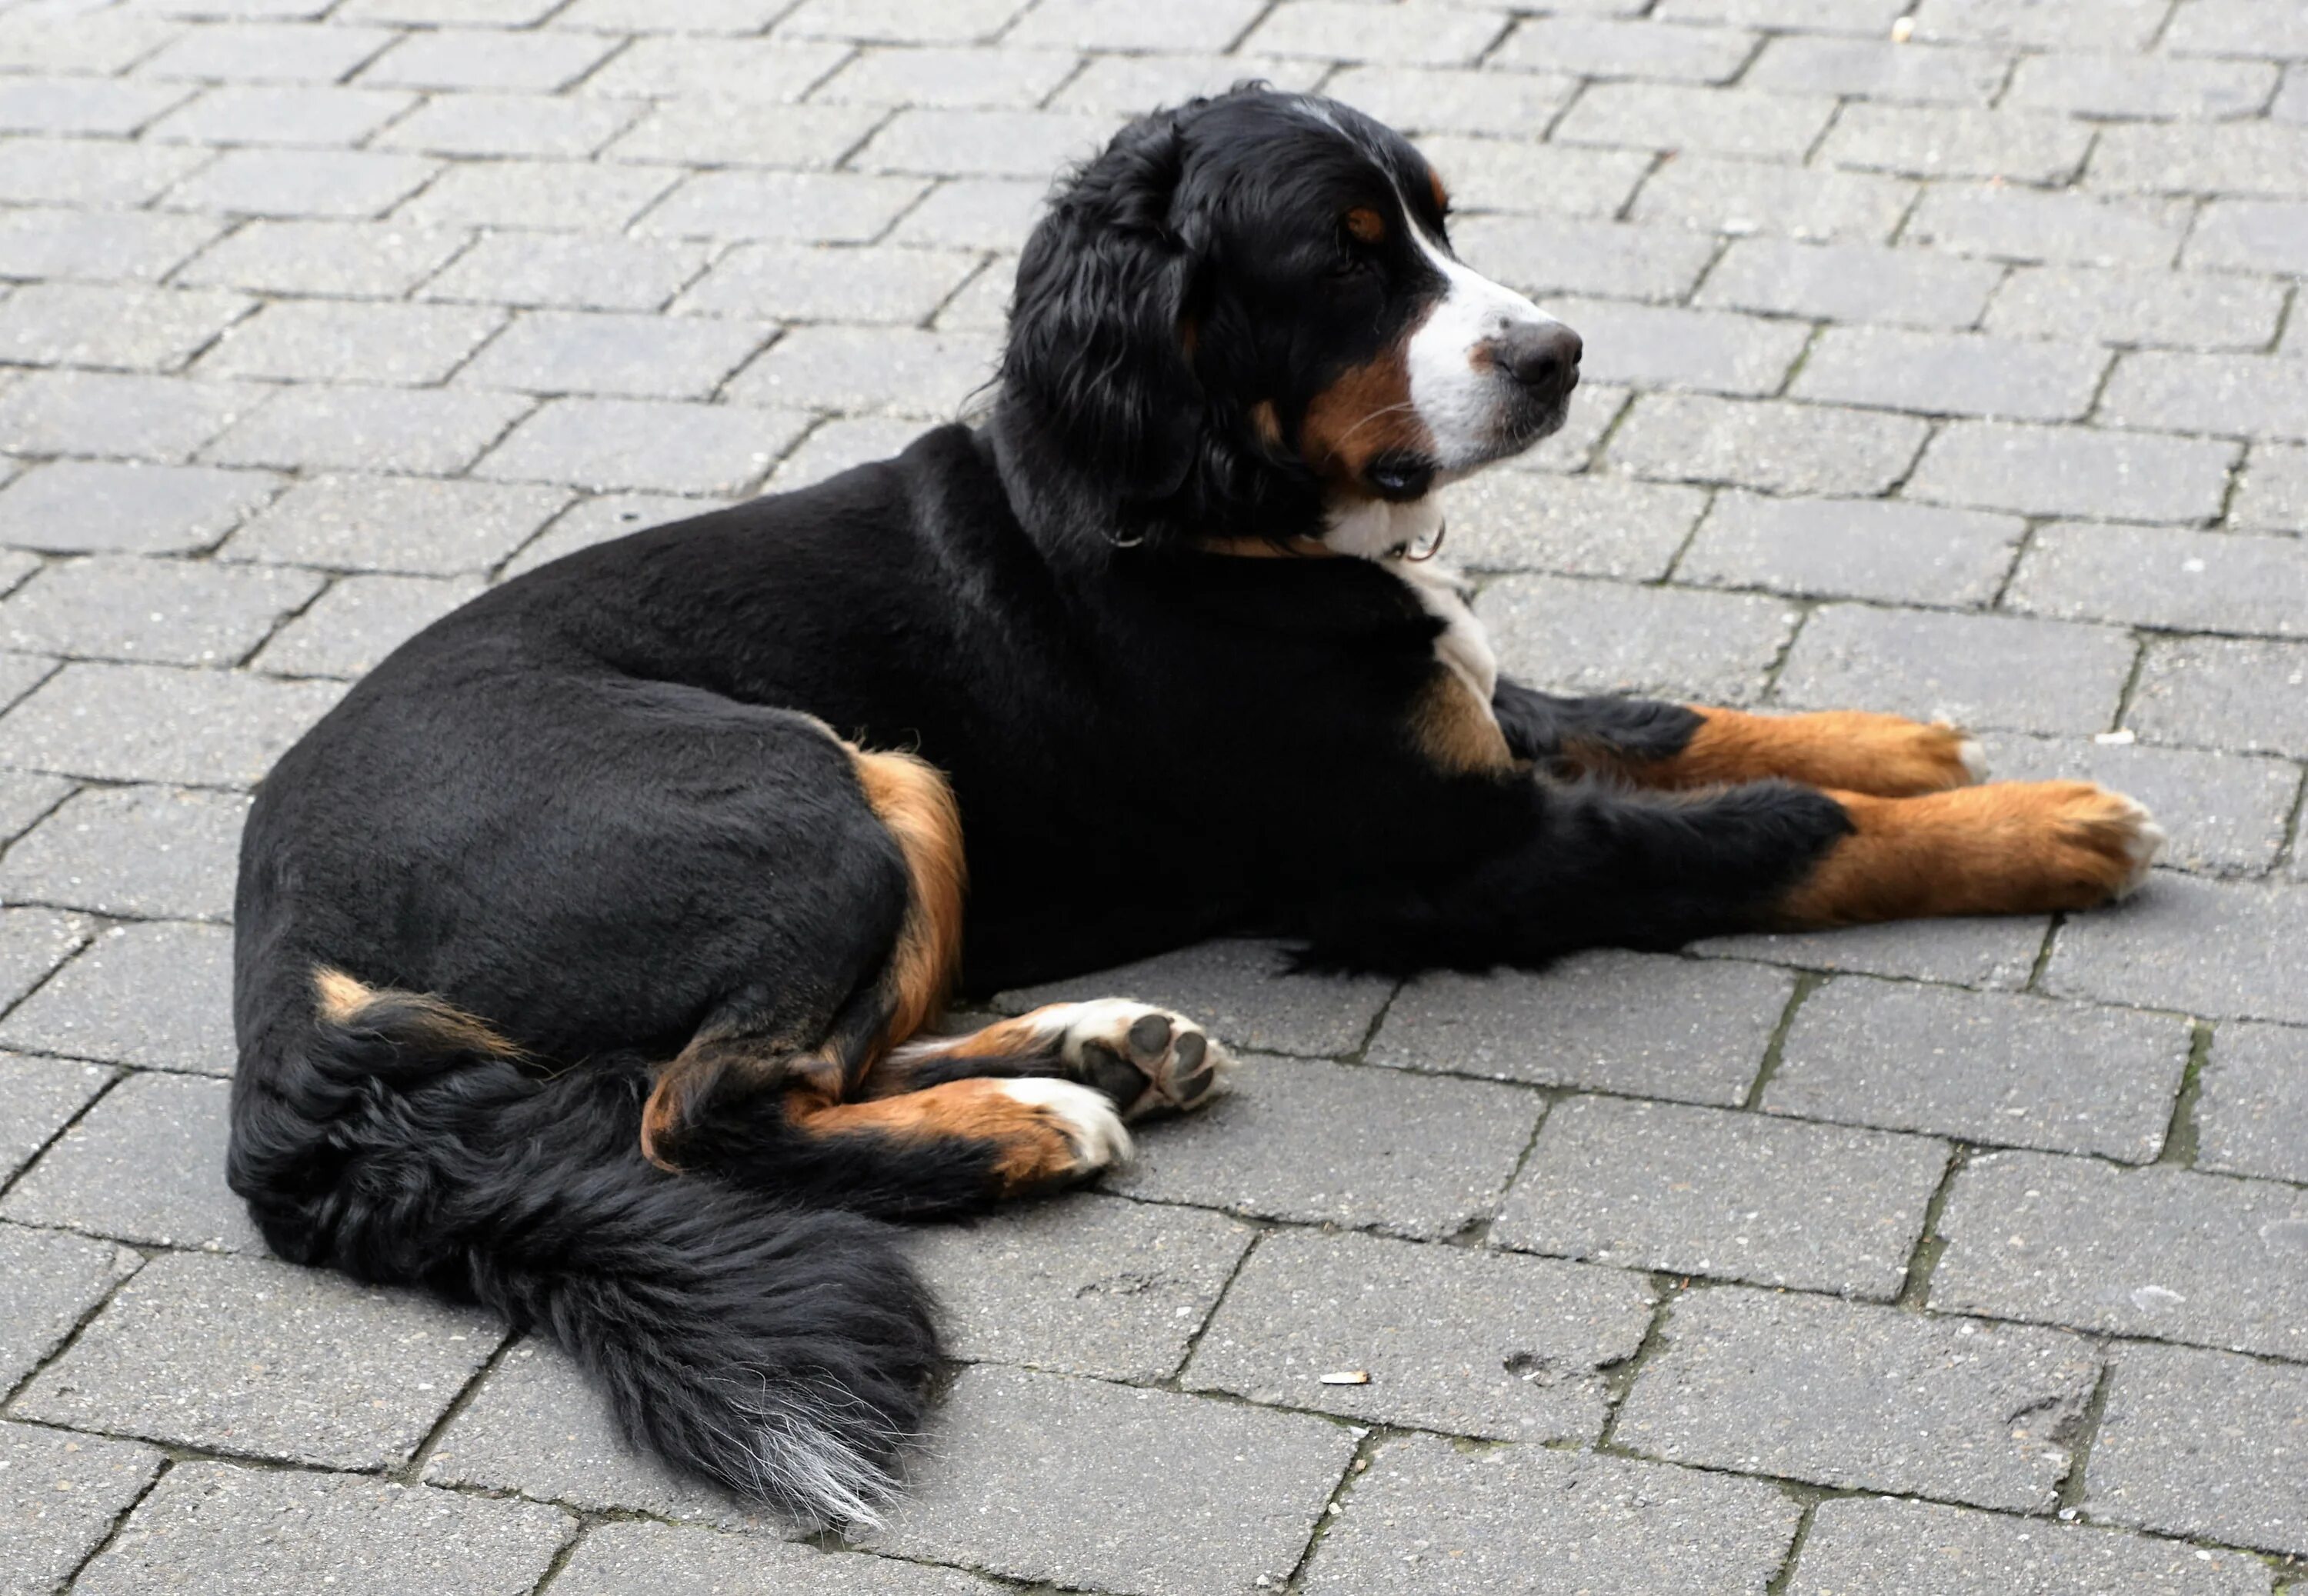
<box><xmin>1986</xmin><ymin>514</ymin><xmax>2046</xmax><ymax>611</ymax></box>
<box><xmin>232</xmin><ymin>565</ymin><xmax>343</xmax><ymax>670</ymax></box>
<box><xmin>2107</xmin><ymin>628</ymin><xmax>2152</xmax><ymax>735</ymax></box>
<box><xmin>1754</xmin><ymin>594</ymin><xmax>1816</xmax><ymax>702</ymax></box>
<box><xmin>53</xmin><ymin>1447</ymin><xmax>174</xmax><ymax>1593</ymax></box>
<box><xmin>1741</xmin><ymin>968</ymin><xmax>1823</xmax><ymax>1111</ymax></box>
<box><xmin>1761</xmin><ymin>1491</ymin><xmax>1822</xmax><ymax>1596</ymax></box>
<box><xmin>2051</xmin><ymin>1348</ymin><xmax>2118</xmax><ymax>1517</ymax></box>
<box><xmin>1594</xmin><ymin>1272</ymin><xmax>1685</xmax><ymax>1443</ymax></box>
<box><xmin>2272</xmin><ymin>761</ymin><xmax>2308</xmax><ymax>877</ymax></box>
<box><xmin>1277</xmin><ymin>1420</ymin><xmax>1395</xmax><ymax>1594</ymax></box>
<box><xmin>1766</xmin><ymin>317</ymin><xmax>1827</xmax><ymax>402</ymax></box>
<box><xmin>0</xmin><ymin>1061</ymin><xmax>125</xmax><ymax>1208</ymax></box>
<box><xmin>2155</xmin><ymin>1019</ymin><xmax>2213</xmax><ymax>1166</ymax></box>
<box><xmin>1894</xmin><ymin>1141</ymin><xmax>1970</xmax><ymax>1309</ymax></box>
<box><xmin>393</xmin><ymin>1321</ymin><xmax>523</xmax><ymax>1486</ymax></box>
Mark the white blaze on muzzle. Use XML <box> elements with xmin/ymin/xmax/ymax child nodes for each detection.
<box><xmin>1402</xmin><ymin>222</ymin><xmax>1566</xmax><ymax>470</ymax></box>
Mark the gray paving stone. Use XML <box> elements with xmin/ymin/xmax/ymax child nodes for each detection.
<box><xmin>422</xmin><ymin>1338</ymin><xmax>762</xmax><ymax>1527</ymax></box>
<box><xmin>222</xmin><ymin>473</ymin><xmax>570</xmax><ymax>575</ymax></box>
<box><xmin>1695</xmin><ymin>236</ymin><xmax>2004</xmax><ymax>330</ymax></box>
<box><xmin>0</xmin><ymin>921</ymin><xmax>233</xmax><ymax>1075</ymax></box>
<box><xmin>2046</xmin><ymin>873</ymin><xmax>2308</xmax><ymax>1023</ymax></box>
<box><xmin>1188</xmin><ymin>1228</ymin><xmax>1651</xmax><ymax>1442</ymax></box>
<box><xmin>1442</xmin><ymin>471</ymin><xmax>1706</xmax><ymax>580</ymax></box>
<box><xmin>2006</xmin><ymin>49</ymin><xmax>2280</xmax><ymax>120</ymax></box>
<box><xmin>1496</xmin><ymin>1095</ymin><xmax>1947</xmax><ymax>1298</ymax></box>
<box><xmin>764</xmin><ymin>415</ymin><xmax>926</xmax><ymax>490</ymax></box>
<box><xmin>0</xmin><ymin>1052</ymin><xmax>112</xmax><ymax>1185</ymax></box>
<box><xmin>2090</xmin><ymin>121</ymin><xmax>2308</xmax><ymax>201</ymax></box>
<box><xmin>2232</xmin><ymin>444</ymin><xmax>2308</xmax><ymax>533</ymax></box>
<box><xmin>1790</xmin><ymin>1494</ymin><xmax>2277</xmax><ymax>1595</ymax></box>
<box><xmin>1614</xmin><ymin>1285</ymin><xmax>2100</xmax><ymax>1510</ymax></box>
<box><xmin>0</xmin><ymin>1422</ymin><xmax>164</xmax><ymax>1596</ymax></box>
<box><xmin>198</xmin><ymin>299</ymin><xmax>503</xmax><ymax>387</ymax></box>
<box><xmin>373</xmin><ymin>90</ymin><xmax>639</xmax><ymax>159</ymax></box>
<box><xmin>605</xmin><ymin>99</ymin><xmax>886</xmax><ymax>171</ymax></box>
<box><xmin>1322</xmin><ymin>64</ymin><xmax>1579</xmax><ymax>138</ymax></box>
<box><xmin>472</xmin><ymin>397</ymin><xmax>807</xmax><ymax>494</ymax></box>
<box><xmin>1052</xmin><ymin>52</ymin><xmax>1328</xmax><ymax>115</ymax></box>
<box><xmin>175</xmin><ymin>218</ymin><xmax>473</xmax><ymax>299</ymax></box>
<box><xmin>756</xmin><ymin>255</ymin><xmax>972</xmax><ymax>347</ymax></box>
<box><xmin>15</xmin><ymin>1251</ymin><xmax>503</xmax><ymax>1468</ymax></box>
<box><xmin>1556</xmin><ymin>82</ymin><xmax>1835</xmax><ymax>158</ymax></box>
<box><xmin>0</xmin><ymin>556</ymin><xmax>319</xmax><ymax>667</ymax></box>
<box><xmin>0</xmin><ymin>374</ymin><xmax>266</xmax><ymax>466</ymax></box>
<box><xmin>499</xmin><ymin>491</ymin><xmax>732</xmax><ymax>578</ymax></box>
<box><xmin>1479</xmin><ymin>575</ymin><xmax>1796</xmax><ymax>704</ymax></box>
<box><xmin>1630</xmin><ymin>153</ymin><xmax>1916</xmax><ymax>243</ymax></box>
<box><xmin>2085</xmin><ymin>1341</ymin><xmax>2308</xmax><ymax>1558</ymax></box>
<box><xmin>2198</xmin><ymin>1020</ymin><xmax>2308</xmax><ymax>1185</ymax></box>
<box><xmin>202</xmin><ymin>382</ymin><xmax>532</xmax><ymax>475</ymax></box>
<box><xmin>1777</xmin><ymin>604</ymin><xmax>2136</xmax><ymax>735</ymax></box>
<box><xmin>1246</xmin><ymin>2</ymin><xmax>1509</xmax><ymax>66</ymax></box>
<box><xmin>639</xmin><ymin>170</ymin><xmax>927</xmax><ymax>244</ymax></box>
<box><xmin>397</xmin><ymin>159</ymin><xmax>679</xmax><ymax>233</ymax></box>
<box><xmin>906</xmin><ymin>1194</ymin><xmax>1252</xmax><ymax>1383</ymax></box>
<box><xmin>1793</xmin><ymin>326</ymin><xmax>2108</xmax><ymax>422</ymax></box>
<box><xmin>0</xmin><ymin>282</ymin><xmax>250</xmax><ymax>374</ymax></box>
<box><xmin>1608</xmin><ymin>394</ymin><xmax>1929</xmax><ymax>495</ymax></box>
<box><xmin>0</xmin><ymin>785</ymin><xmax>249</xmax><ymax>921</ymax></box>
<box><xmin>0</xmin><ymin>15</ymin><xmax>185</xmax><ymax>75</ymax></box>
<box><xmin>136</xmin><ymin>21</ymin><xmax>399</xmax><ymax>83</ymax></box>
<box><xmin>1983</xmin><ymin>732</ymin><xmax>2299</xmax><ymax>878</ymax></box>
<box><xmin>0</xmin><ymin>1221</ymin><xmax>138</xmax><ymax>1391</ymax></box>
<box><xmin>1913</xmin><ymin>0</ymin><xmax>2170</xmax><ymax>48</ymax></box>
<box><xmin>1094</xmin><ymin>1055</ymin><xmax>1541</xmax><ymax>1241</ymax></box>
<box><xmin>418</xmin><ymin>232</ymin><xmax>709</xmax><ymax>313</ymax></box>
<box><xmin>359</xmin><ymin>28</ymin><xmax>618</xmax><ymax>92</ymax></box>
<box><xmin>72</xmin><ymin>1462</ymin><xmax>570</xmax><ymax>1596</ymax></box>
<box><xmin>726</xmin><ymin>325</ymin><xmax>999</xmax><ymax>418</ymax></box>
<box><xmin>2104</xmin><ymin>352</ymin><xmax>2308</xmax><ymax>445</ymax></box>
<box><xmin>551</xmin><ymin>1521</ymin><xmax>1006</xmax><ymax>1596</ymax></box>
<box><xmin>2</xmin><ymin>1071</ymin><xmax>259</xmax><ymax>1253</ymax></box>
<box><xmin>1936</xmin><ymin>1148</ymin><xmax>2308</xmax><ymax>1355</ymax></box>
<box><xmin>1826</xmin><ymin>105</ymin><xmax>2093</xmax><ymax>185</ymax></box>
<box><xmin>1656</xmin><ymin>0</ymin><xmax>1902</xmax><ymax>25</ymax></box>
<box><xmin>1985</xmin><ymin>262</ymin><xmax>2288</xmax><ymax>351</ymax></box>
<box><xmin>1679</xmin><ymin>491</ymin><xmax>2023</xmax><ymax>607</ymax></box>
<box><xmin>0</xmin><ymin>661</ymin><xmax>339</xmax><ymax>791</ymax></box>
<box><xmin>147</xmin><ymin>83</ymin><xmax>415</xmax><ymax>148</ymax></box>
<box><xmin>886</xmin><ymin>175</ymin><xmax>1042</xmax><ymax>251</ymax></box>
<box><xmin>252</xmin><ymin>573</ymin><xmax>482</xmax><ymax>679</ymax></box>
<box><xmin>0</xmin><ymin>655</ymin><xmax>55</xmax><ymax>721</ymax></box>
<box><xmin>0</xmin><ymin>138</ymin><xmax>208</xmax><ymax>208</ymax></box>
<box><xmin>1745</xmin><ymin>33</ymin><xmax>2010</xmax><ymax>103</ymax></box>
<box><xmin>1403</xmin><ymin>136</ymin><xmax>1649</xmax><ymax>224</ymax></box>
<box><xmin>2187</xmin><ymin>198</ymin><xmax>2308</xmax><ymax>275</ymax></box>
<box><xmin>2128</xmin><ymin>637</ymin><xmax>2308</xmax><ymax>755</ymax></box>
<box><xmin>1773</xmin><ymin>978</ymin><xmax>2193</xmax><ymax>1161</ymax></box>
<box><xmin>0</xmin><ymin>205</ymin><xmax>222</xmax><ymax>285</ymax></box>
<box><xmin>1912</xmin><ymin>419</ymin><xmax>2240</xmax><ymax>523</ymax></box>
<box><xmin>1511</xmin><ymin>381</ymin><xmax>1633</xmax><ymax>475</ymax></box>
<box><xmin>461</xmin><ymin>309</ymin><xmax>771</xmax><ymax>401</ymax></box>
<box><xmin>1301</xmin><ymin>1433</ymin><xmax>1801</xmax><ymax>1596</ymax></box>
<box><xmin>1554</xmin><ymin>298</ymin><xmax>1810</xmax><ymax>397</ymax></box>
<box><xmin>1905</xmin><ymin>183</ymin><xmax>2194</xmax><ymax>267</ymax></box>
<box><xmin>995</xmin><ymin>938</ymin><xmax>1391</xmax><ymax>1058</ymax></box>
<box><xmin>869</xmin><ymin>1365</ymin><xmax>1355</xmax><ymax>1596</ymax></box>
<box><xmin>1496</xmin><ymin>15</ymin><xmax>1757</xmax><ymax>80</ymax></box>
<box><xmin>2165</xmin><ymin>0</ymin><xmax>2308</xmax><ymax>57</ymax></box>
<box><xmin>1003</xmin><ymin>0</ymin><xmax>1264</xmax><ymax>48</ymax></box>
<box><xmin>579</xmin><ymin>35</ymin><xmax>849</xmax><ymax>99</ymax></box>
<box><xmin>855</xmin><ymin>107</ymin><xmax>1110</xmax><ymax>180</ymax></box>
<box><xmin>815</xmin><ymin>45</ymin><xmax>1080</xmax><ymax>109</ymax></box>
<box><xmin>1454</xmin><ymin>214</ymin><xmax>1720</xmax><ymax>303</ymax></box>
<box><xmin>0</xmin><ymin>906</ymin><xmax>85</xmax><ymax>1013</ymax></box>
<box><xmin>1372</xmin><ymin>952</ymin><xmax>1796</xmax><ymax>1106</ymax></box>
<box><xmin>2008</xmin><ymin>522</ymin><xmax>2308</xmax><ymax>638</ymax></box>
<box><xmin>165</xmin><ymin>147</ymin><xmax>436</xmax><ymax>219</ymax></box>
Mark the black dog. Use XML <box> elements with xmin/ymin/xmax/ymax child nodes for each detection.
<box><xmin>230</xmin><ymin>87</ymin><xmax>2160</xmax><ymax>1524</ymax></box>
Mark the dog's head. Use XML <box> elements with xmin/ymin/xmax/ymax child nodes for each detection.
<box><xmin>997</xmin><ymin>85</ymin><xmax>1579</xmax><ymax>555</ymax></box>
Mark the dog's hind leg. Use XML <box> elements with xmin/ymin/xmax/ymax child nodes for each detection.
<box><xmin>1493</xmin><ymin>682</ymin><xmax>1986</xmax><ymax>798</ymax></box>
<box><xmin>869</xmin><ymin>1002</ymin><xmax>1236</xmax><ymax>1121</ymax></box>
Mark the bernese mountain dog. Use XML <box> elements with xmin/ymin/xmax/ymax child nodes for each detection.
<box><xmin>229</xmin><ymin>85</ymin><xmax>2163</xmax><ymax>1525</ymax></box>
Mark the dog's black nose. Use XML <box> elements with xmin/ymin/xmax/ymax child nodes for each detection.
<box><xmin>1495</xmin><ymin>321</ymin><xmax>1583</xmax><ymax>404</ymax></box>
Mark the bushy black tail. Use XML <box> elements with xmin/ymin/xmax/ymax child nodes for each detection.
<box><xmin>227</xmin><ymin>985</ymin><xmax>941</xmax><ymax>1527</ymax></box>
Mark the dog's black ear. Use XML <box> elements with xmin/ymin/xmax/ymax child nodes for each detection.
<box><xmin>1002</xmin><ymin>113</ymin><xmax>1204</xmax><ymax>512</ymax></box>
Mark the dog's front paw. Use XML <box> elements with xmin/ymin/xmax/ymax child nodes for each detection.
<box><xmin>1048</xmin><ymin>1000</ymin><xmax>1236</xmax><ymax>1119</ymax></box>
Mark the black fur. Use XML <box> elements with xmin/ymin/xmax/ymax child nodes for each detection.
<box><xmin>230</xmin><ymin>87</ymin><xmax>1854</xmax><ymax>1525</ymax></box>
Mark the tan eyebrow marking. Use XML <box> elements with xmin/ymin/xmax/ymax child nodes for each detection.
<box><xmin>1428</xmin><ymin>168</ymin><xmax>1449</xmax><ymax>213</ymax></box>
<box><xmin>1346</xmin><ymin>205</ymin><xmax>1386</xmax><ymax>243</ymax></box>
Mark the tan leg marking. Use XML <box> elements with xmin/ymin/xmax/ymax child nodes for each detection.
<box><xmin>849</xmin><ymin>745</ymin><xmax>966</xmax><ymax>1051</ymax></box>
<box><xmin>310</xmin><ymin>966</ymin><xmax>524</xmax><ymax>1056</ymax></box>
<box><xmin>1412</xmin><ymin>671</ymin><xmax>1518</xmax><ymax>778</ymax></box>
<box><xmin>792</xmin><ymin>1077</ymin><xmax>1129</xmax><ymax>1195</ymax></box>
<box><xmin>1581</xmin><ymin>708</ymin><xmax>1987</xmax><ymax>796</ymax></box>
<box><xmin>1776</xmin><ymin>781</ymin><xmax>2163</xmax><ymax>928</ymax></box>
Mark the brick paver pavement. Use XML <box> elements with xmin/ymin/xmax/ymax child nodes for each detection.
<box><xmin>0</xmin><ymin>0</ymin><xmax>2303</xmax><ymax>1591</ymax></box>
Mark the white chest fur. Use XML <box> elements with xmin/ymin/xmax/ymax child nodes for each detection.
<box><xmin>1322</xmin><ymin>498</ymin><xmax>1499</xmax><ymax>708</ymax></box>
